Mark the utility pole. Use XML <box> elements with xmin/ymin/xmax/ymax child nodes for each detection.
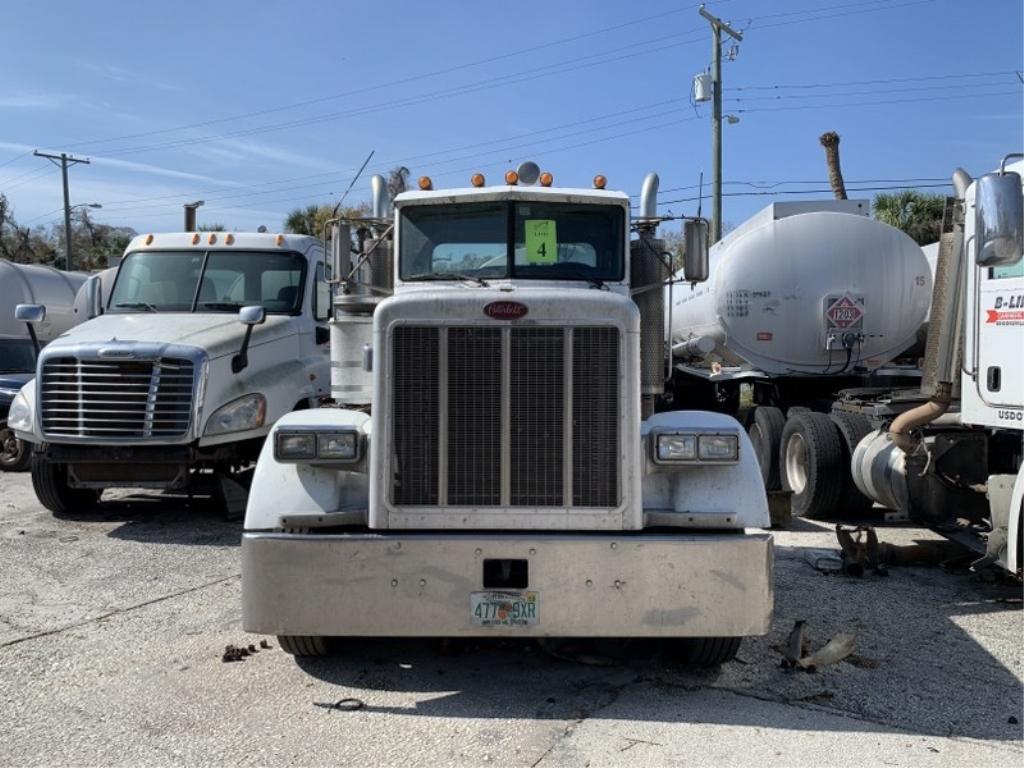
<box><xmin>184</xmin><ymin>200</ymin><xmax>205</xmax><ymax>232</ymax></box>
<box><xmin>34</xmin><ymin>150</ymin><xmax>90</xmax><ymax>271</ymax></box>
<box><xmin>699</xmin><ymin>5</ymin><xmax>743</xmax><ymax>244</ymax></box>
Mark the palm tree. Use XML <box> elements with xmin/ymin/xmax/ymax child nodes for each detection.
<box><xmin>873</xmin><ymin>191</ymin><xmax>946</xmax><ymax>245</ymax></box>
<box><xmin>819</xmin><ymin>131</ymin><xmax>848</xmax><ymax>200</ymax></box>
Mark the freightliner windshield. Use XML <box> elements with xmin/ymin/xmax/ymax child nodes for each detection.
<box><xmin>108</xmin><ymin>250</ymin><xmax>306</xmax><ymax>314</ymax></box>
<box><xmin>399</xmin><ymin>201</ymin><xmax>625</xmax><ymax>282</ymax></box>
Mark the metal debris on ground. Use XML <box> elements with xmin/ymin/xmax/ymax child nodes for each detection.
<box><xmin>835</xmin><ymin>525</ymin><xmax>966</xmax><ymax>577</ymax></box>
<box><xmin>803</xmin><ymin>548</ymin><xmax>844</xmax><ymax>573</ymax></box>
<box><xmin>331</xmin><ymin>698</ymin><xmax>365</xmax><ymax>712</ymax></box>
<box><xmin>779</xmin><ymin>620</ymin><xmax>856</xmax><ymax>673</ymax></box>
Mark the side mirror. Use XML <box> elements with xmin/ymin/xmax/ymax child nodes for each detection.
<box><xmin>239</xmin><ymin>305</ymin><xmax>266</xmax><ymax>326</ymax></box>
<box><xmin>233</xmin><ymin>306</ymin><xmax>266</xmax><ymax>374</ymax></box>
<box><xmin>683</xmin><ymin>218</ymin><xmax>710</xmax><ymax>283</ymax></box>
<box><xmin>330</xmin><ymin>222</ymin><xmax>352</xmax><ymax>283</ymax></box>
<box><xmin>975</xmin><ymin>170</ymin><xmax>1023</xmax><ymax>267</ymax></box>
<box><xmin>15</xmin><ymin>304</ymin><xmax>45</xmax><ymax>324</ymax></box>
<box><xmin>85</xmin><ymin>275</ymin><xmax>104</xmax><ymax>319</ymax></box>
<box><xmin>15</xmin><ymin>304</ymin><xmax>45</xmax><ymax>354</ymax></box>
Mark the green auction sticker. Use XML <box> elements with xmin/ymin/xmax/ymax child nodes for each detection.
<box><xmin>525</xmin><ymin>219</ymin><xmax>557</xmax><ymax>264</ymax></box>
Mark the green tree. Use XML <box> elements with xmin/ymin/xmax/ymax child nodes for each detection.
<box><xmin>283</xmin><ymin>202</ymin><xmax>371</xmax><ymax>236</ymax></box>
<box><xmin>873</xmin><ymin>190</ymin><xmax>946</xmax><ymax>245</ymax></box>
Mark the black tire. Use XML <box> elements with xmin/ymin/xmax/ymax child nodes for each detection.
<box><xmin>668</xmin><ymin>636</ymin><xmax>742</xmax><ymax>666</ymax></box>
<box><xmin>780</xmin><ymin>412</ymin><xmax>844</xmax><ymax>519</ymax></box>
<box><xmin>747</xmin><ymin>406</ymin><xmax>786</xmax><ymax>490</ymax></box>
<box><xmin>830</xmin><ymin>411</ymin><xmax>875</xmax><ymax>517</ymax></box>
<box><xmin>786</xmin><ymin>406</ymin><xmax>811</xmax><ymax>419</ymax></box>
<box><xmin>30</xmin><ymin>454</ymin><xmax>101</xmax><ymax>515</ymax></box>
<box><xmin>0</xmin><ymin>422</ymin><xmax>30</xmax><ymax>471</ymax></box>
<box><xmin>277</xmin><ymin>635</ymin><xmax>331</xmax><ymax>657</ymax></box>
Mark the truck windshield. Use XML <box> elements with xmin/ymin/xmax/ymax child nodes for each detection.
<box><xmin>108</xmin><ymin>250</ymin><xmax>306</xmax><ymax>313</ymax></box>
<box><xmin>0</xmin><ymin>339</ymin><xmax>36</xmax><ymax>373</ymax></box>
<box><xmin>400</xmin><ymin>201</ymin><xmax>625</xmax><ymax>282</ymax></box>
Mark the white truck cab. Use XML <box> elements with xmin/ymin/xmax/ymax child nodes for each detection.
<box><xmin>241</xmin><ymin>168</ymin><xmax>773</xmax><ymax>660</ymax></box>
<box><xmin>8</xmin><ymin>232</ymin><xmax>331</xmax><ymax>514</ymax></box>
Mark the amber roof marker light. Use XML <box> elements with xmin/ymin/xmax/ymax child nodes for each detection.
<box><xmin>504</xmin><ymin>170</ymin><xmax>519</xmax><ymax>185</ymax></box>
<box><xmin>539</xmin><ymin>171</ymin><xmax>553</xmax><ymax>187</ymax></box>
<box><xmin>593</xmin><ymin>174</ymin><xmax>607</xmax><ymax>189</ymax></box>
<box><xmin>470</xmin><ymin>173</ymin><xmax>485</xmax><ymax>187</ymax></box>
<box><xmin>418</xmin><ymin>176</ymin><xmax>433</xmax><ymax>190</ymax></box>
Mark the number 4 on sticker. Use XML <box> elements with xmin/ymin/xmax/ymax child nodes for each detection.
<box><xmin>525</xmin><ymin>219</ymin><xmax>557</xmax><ymax>264</ymax></box>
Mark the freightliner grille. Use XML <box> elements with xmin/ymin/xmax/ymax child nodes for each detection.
<box><xmin>391</xmin><ymin>326</ymin><xmax>620</xmax><ymax>508</ymax></box>
<box><xmin>39</xmin><ymin>357</ymin><xmax>195</xmax><ymax>439</ymax></box>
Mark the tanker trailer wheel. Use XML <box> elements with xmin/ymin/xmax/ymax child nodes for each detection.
<box><xmin>666</xmin><ymin>636</ymin><xmax>742</xmax><ymax>667</ymax></box>
<box><xmin>30</xmin><ymin>454</ymin><xmax>101</xmax><ymax>515</ymax></box>
<box><xmin>780</xmin><ymin>412</ymin><xmax>844</xmax><ymax>519</ymax></box>
<box><xmin>830</xmin><ymin>411</ymin><xmax>875</xmax><ymax>518</ymax></box>
<box><xmin>748</xmin><ymin>406</ymin><xmax>786</xmax><ymax>490</ymax></box>
<box><xmin>277</xmin><ymin>635</ymin><xmax>331</xmax><ymax>657</ymax></box>
<box><xmin>0</xmin><ymin>422</ymin><xmax>30</xmax><ymax>471</ymax></box>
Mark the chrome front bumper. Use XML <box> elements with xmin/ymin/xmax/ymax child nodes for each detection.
<box><xmin>242</xmin><ymin>531</ymin><xmax>773</xmax><ymax>638</ymax></box>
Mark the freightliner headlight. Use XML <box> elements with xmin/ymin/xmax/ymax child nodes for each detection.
<box><xmin>275</xmin><ymin>428</ymin><xmax>361</xmax><ymax>463</ymax></box>
<box><xmin>7</xmin><ymin>389</ymin><xmax>33</xmax><ymax>433</ymax></box>
<box><xmin>204</xmin><ymin>393</ymin><xmax>266</xmax><ymax>436</ymax></box>
<box><xmin>653</xmin><ymin>430</ymin><xmax>739</xmax><ymax>464</ymax></box>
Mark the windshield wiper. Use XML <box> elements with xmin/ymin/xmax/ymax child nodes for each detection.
<box><xmin>113</xmin><ymin>302</ymin><xmax>157</xmax><ymax>312</ymax></box>
<box><xmin>546</xmin><ymin>265</ymin><xmax>607</xmax><ymax>290</ymax></box>
<box><xmin>405</xmin><ymin>272</ymin><xmax>489</xmax><ymax>287</ymax></box>
<box><xmin>198</xmin><ymin>301</ymin><xmax>246</xmax><ymax>311</ymax></box>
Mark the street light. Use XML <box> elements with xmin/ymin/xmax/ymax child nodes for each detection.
<box><xmin>70</xmin><ymin>203</ymin><xmax>103</xmax><ymax>212</ymax></box>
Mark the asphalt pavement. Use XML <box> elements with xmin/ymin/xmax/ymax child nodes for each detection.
<box><xmin>0</xmin><ymin>470</ymin><xmax>1021</xmax><ymax>767</ymax></box>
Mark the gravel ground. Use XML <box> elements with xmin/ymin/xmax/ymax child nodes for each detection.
<box><xmin>0</xmin><ymin>469</ymin><xmax>1021</xmax><ymax>767</ymax></box>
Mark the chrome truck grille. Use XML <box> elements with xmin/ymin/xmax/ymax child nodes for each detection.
<box><xmin>39</xmin><ymin>357</ymin><xmax>195</xmax><ymax>439</ymax></box>
<box><xmin>391</xmin><ymin>326</ymin><xmax>620</xmax><ymax>508</ymax></box>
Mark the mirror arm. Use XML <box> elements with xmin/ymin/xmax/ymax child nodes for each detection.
<box><xmin>24</xmin><ymin>323</ymin><xmax>40</xmax><ymax>355</ymax></box>
<box><xmin>232</xmin><ymin>325</ymin><xmax>254</xmax><ymax>374</ymax></box>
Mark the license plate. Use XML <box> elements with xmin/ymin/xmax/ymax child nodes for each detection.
<box><xmin>470</xmin><ymin>591</ymin><xmax>539</xmax><ymax>627</ymax></box>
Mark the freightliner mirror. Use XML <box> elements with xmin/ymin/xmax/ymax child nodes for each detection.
<box><xmin>975</xmin><ymin>170</ymin><xmax>1023</xmax><ymax>267</ymax></box>
<box><xmin>683</xmin><ymin>218</ymin><xmax>710</xmax><ymax>282</ymax></box>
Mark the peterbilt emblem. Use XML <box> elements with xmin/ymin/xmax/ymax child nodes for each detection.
<box><xmin>483</xmin><ymin>301</ymin><xmax>528</xmax><ymax>320</ymax></box>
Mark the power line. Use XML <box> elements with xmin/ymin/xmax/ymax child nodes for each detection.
<box><xmin>732</xmin><ymin>69</ymin><xmax>1020</xmax><ymax>91</ymax></box>
<box><xmin>726</xmin><ymin>80</ymin><xmax>1020</xmax><ymax>103</ymax></box>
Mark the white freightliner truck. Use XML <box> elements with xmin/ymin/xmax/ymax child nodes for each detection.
<box><xmin>665</xmin><ymin>201</ymin><xmax>934</xmax><ymax>518</ymax></box>
<box><xmin>848</xmin><ymin>155</ymin><xmax>1024</xmax><ymax>575</ymax></box>
<box><xmin>7</xmin><ymin>232</ymin><xmax>332</xmax><ymax>513</ymax></box>
<box><xmin>242</xmin><ymin>166</ymin><xmax>773</xmax><ymax>661</ymax></box>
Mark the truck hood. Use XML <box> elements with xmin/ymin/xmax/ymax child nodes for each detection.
<box><xmin>49</xmin><ymin>313</ymin><xmax>296</xmax><ymax>359</ymax></box>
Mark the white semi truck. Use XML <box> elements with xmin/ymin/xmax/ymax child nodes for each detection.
<box><xmin>849</xmin><ymin>155</ymin><xmax>1023</xmax><ymax>575</ymax></box>
<box><xmin>7</xmin><ymin>232</ymin><xmax>332</xmax><ymax>513</ymax></box>
<box><xmin>666</xmin><ymin>201</ymin><xmax>934</xmax><ymax>518</ymax></box>
<box><xmin>242</xmin><ymin>166</ymin><xmax>773</xmax><ymax>661</ymax></box>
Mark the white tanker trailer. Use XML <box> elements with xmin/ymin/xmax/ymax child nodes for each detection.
<box><xmin>1</xmin><ymin>260</ymin><xmax>89</xmax><ymax>470</ymax></box>
<box><xmin>665</xmin><ymin>200</ymin><xmax>934</xmax><ymax>519</ymax></box>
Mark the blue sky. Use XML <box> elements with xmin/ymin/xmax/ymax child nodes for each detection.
<box><xmin>1</xmin><ymin>0</ymin><xmax>1020</xmax><ymax>235</ymax></box>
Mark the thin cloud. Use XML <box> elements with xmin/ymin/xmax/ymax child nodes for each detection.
<box><xmin>78</xmin><ymin>60</ymin><xmax>184</xmax><ymax>93</ymax></box>
<box><xmin>189</xmin><ymin>138</ymin><xmax>327</xmax><ymax>170</ymax></box>
<box><xmin>0</xmin><ymin>93</ymin><xmax>69</xmax><ymax>109</ymax></box>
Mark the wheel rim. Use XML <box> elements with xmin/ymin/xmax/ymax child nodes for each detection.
<box><xmin>785</xmin><ymin>433</ymin><xmax>809</xmax><ymax>494</ymax></box>
<box><xmin>0</xmin><ymin>428</ymin><xmax>22</xmax><ymax>467</ymax></box>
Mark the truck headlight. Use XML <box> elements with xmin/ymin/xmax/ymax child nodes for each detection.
<box><xmin>656</xmin><ymin>433</ymin><xmax>697</xmax><ymax>462</ymax></box>
<box><xmin>7</xmin><ymin>389</ymin><xmax>33</xmax><ymax>433</ymax></box>
<box><xmin>652</xmin><ymin>430</ymin><xmax>739</xmax><ymax>464</ymax></box>
<box><xmin>275</xmin><ymin>428</ymin><xmax>361</xmax><ymax>463</ymax></box>
<box><xmin>204</xmin><ymin>393</ymin><xmax>266</xmax><ymax>436</ymax></box>
<box><xmin>698</xmin><ymin>433</ymin><xmax>739</xmax><ymax>462</ymax></box>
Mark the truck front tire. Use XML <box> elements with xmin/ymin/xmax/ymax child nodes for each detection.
<box><xmin>277</xmin><ymin>635</ymin><xmax>331</xmax><ymax>657</ymax></box>
<box><xmin>30</xmin><ymin>455</ymin><xmax>101</xmax><ymax>515</ymax></box>
<box><xmin>0</xmin><ymin>423</ymin><xmax>30</xmax><ymax>471</ymax></box>
<box><xmin>781</xmin><ymin>411</ymin><xmax>844</xmax><ymax>519</ymax></box>
<box><xmin>667</xmin><ymin>636</ymin><xmax>742</xmax><ymax>666</ymax></box>
<box><xmin>748</xmin><ymin>406</ymin><xmax>786</xmax><ymax>489</ymax></box>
